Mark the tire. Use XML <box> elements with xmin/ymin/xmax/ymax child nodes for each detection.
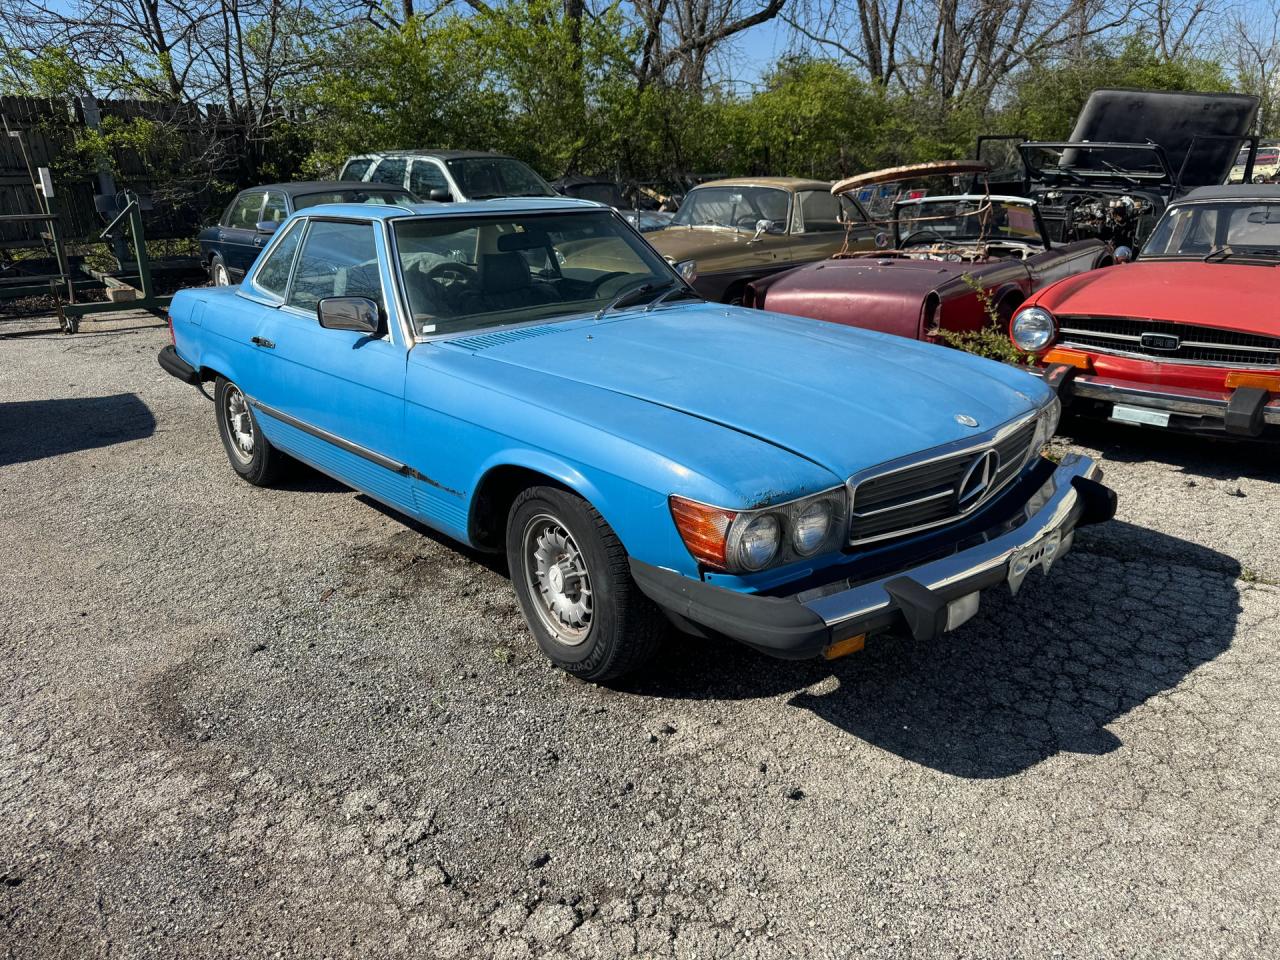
<box><xmin>210</xmin><ymin>255</ymin><xmax>231</xmax><ymax>286</ymax></box>
<box><xmin>507</xmin><ymin>485</ymin><xmax>664</xmax><ymax>681</ymax></box>
<box><xmin>213</xmin><ymin>376</ymin><xmax>282</xmax><ymax>486</ymax></box>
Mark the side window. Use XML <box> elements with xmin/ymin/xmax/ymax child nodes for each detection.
<box><xmin>287</xmin><ymin>221</ymin><xmax>385</xmax><ymax>315</ymax></box>
<box><xmin>341</xmin><ymin>157</ymin><xmax>374</xmax><ymax>181</ymax></box>
<box><xmin>253</xmin><ymin>220</ymin><xmax>303</xmax><ymax>297</ymax></box>
<box><xmin>227</xmin><ymin>193</ymin><xmax>264</xmax><ymax>228</ymax></box>
<box><xmin>370</xmin><ymin>158</ymin><xmax>407</xmax><ymax>188</ymax></box>
<box><xmin>839</xmin><ymin>196</ymin><xmax>868</xmax><ymax>223</ymax></box>
<box><xmin>409</xmin><ymin>160</ymin><xmax>448</xmax><ymax>197</ymax></box>
<box><xmin>262</xmin><ymin>191</ymin><xmax>288</xmax><ymax>224</ymax></box>
<box><xmin>798</xmin><ymin>191</ymin><xmax>845</xmax><ymax>233</ymax></box>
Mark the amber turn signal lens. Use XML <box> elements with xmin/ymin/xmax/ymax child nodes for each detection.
<box><xmin>823</xmin><ymin>634</ymin><xmax>866</xmax><ymax>659</ymax></box>
<box><xmin>1225</xmin><ymin>371</ymin><xmax>1280</xmax><ymax>392</ymax></box>
<box><xmin>669</xmin><ymin>496</ymin><xmax>736</xmax><ymax>569</ymax></box>
<box><xmin>1042</xmin><ymin>348</ymin><xmax>1093</xmax><ymax>371</ymax></box>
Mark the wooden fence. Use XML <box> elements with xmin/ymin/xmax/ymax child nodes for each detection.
<box><xmin>0</xmin><ymin>94</ymin><xmax>269</xmax><ymax>248</ymax></box>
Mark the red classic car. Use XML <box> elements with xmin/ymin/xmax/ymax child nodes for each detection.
<box><xmin>1010</xmin><ymin>183</ymin><xmax>1280</xmax><ymax>439</ymax></box>
<box><xmin>746</xmin><ymin>161</ymin><xmax>1116</xmax><ymax>340</ymax></box>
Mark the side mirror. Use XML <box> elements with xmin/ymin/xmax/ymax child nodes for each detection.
<box><xmin>750</xmin><ymin>219</ymin><xmax>778</xmax><ymax>241</ymax></box>
<box><xmin>427</xmin><ymin>187</ymin><xmax>452</xmax><ymax>203</ymax></box>
<box><xmin>317</xmin><ymin>296</ymin><xmax>380</xmax><ymax>335</ymax></box>
<box><xmin>874</xmin><ymin>231</ymin><xmax>891</xmax><ymax>249</ymax></box>
<box><xmin>1114</xmin><ymin>246</ymin><xmax>1133</xmax><ymax>264</ymax></box>
<box><xmin>673</xmin><ymin>259</ymin><xmax>697</xmax><ymax>283</ymax></box>
<box><xmin>255</xmin><ymin>220</ymin><xmax>280</xmax><ymax>235</ymax></box>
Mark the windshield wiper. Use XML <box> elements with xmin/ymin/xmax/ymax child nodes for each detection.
<box><xmin>644</xmin><ymin>283</ymin><xmax>701</xmax><ymax>312</ymax></box>
<box><xmin>594</xmin><ymin>281</ymin><xmax>668</xmax><ymax>320</ymax></box>
<box><xmin>1204</xmin><ymin>246</ymin><xmax>1234</xmax><ymax>262</ymax></box>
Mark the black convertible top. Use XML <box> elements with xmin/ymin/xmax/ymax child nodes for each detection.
<box><xmin>1179</xmin><ymin>183</ymin><xmax>1280</xmax><ymax>202</ymax></box>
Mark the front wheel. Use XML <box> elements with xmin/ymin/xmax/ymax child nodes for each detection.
<box><xmin>507</xmin><ymin>486</ymin><xmax>664</xmax><ymax>681</ymax></box>
<box><xmin>214</xmin><ymin>376</ymin><xmax>283</xmax><ymax>486</ymax></box>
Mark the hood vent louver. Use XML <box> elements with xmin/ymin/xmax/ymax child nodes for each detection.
<box><xmin>448</xmin><ymin>326</ymin><xmax>561</xmax><ymax>352</ymax></box>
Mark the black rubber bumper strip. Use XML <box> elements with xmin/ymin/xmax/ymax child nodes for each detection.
<box><xmin>629</xmin><ymin>558</ymin><xmax>831</xmax><ymax>659</ymax></box>
<box><xmin>1225</xmin><ymin>386</ymin><xmax>1268</xmax><ymax>437</ymax></box>
<box><xmin>1071</xmin><ymin>475</ymin><xmax>1117</xmax><ymax>526</ymax></box>
<box><xmin>1041</xmin><ymin>362</ymin><xmax>1078</xmax><ymax>398</ymax></box>
<box><xmin>158</xmin><ymin>345</ymin><xmax>200</xmax><ymax>385</ymax></box>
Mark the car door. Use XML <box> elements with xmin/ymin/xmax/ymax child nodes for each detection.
<box><xmin>219</xmin><ymin>191</ymin><xmax>266</xmax><ymax>279</ymax></box>
<box><xmin>245</xmin><ymin>217</ymin><xmax>415</xmax><ymax>513</ymax></box>
<box><xmin>787</xmin><ymin>191</ymin><xmax>878</xmax><ymax>264</ymax></box>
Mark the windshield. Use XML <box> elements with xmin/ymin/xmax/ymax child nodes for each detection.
<box><xmin>444</xmin><ymin>157</ymin><xmax>555</xmax><ymax>200</ymax></box>
<box><xmin>1142</xmin><ymin>201</ymin><xmax>1280</xmax><ymax>260</ymax></box>
<box><xmin>394</xmin><ymin>210</ymin><xmax>686</xmax><ymax>336</ymax></box>
<box><xmin>1023</xmin><ymin>144</ymin><xmax>1169</xmax><ymax>182</ymax></box>
<box><xmin>896</xmin><ymin>198</ymin><xmax>1043</xmax><ymax>245</ymax></box>
<box><xmin>294</xmin><ymin>188</ymin><xmax>416</xmax><ymax>209</ymax></box>
<box><xmin>671</xmin><ymin>186</ymin><xmax>790</xmax><ymax>230</ymax></box>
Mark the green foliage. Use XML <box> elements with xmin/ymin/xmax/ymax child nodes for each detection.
<box><xmin>1002</xmin><ymin>34</ymin><xmax>1233</xmax><ymax>141</ymax></box>
<box><xmin>934</xmin><ymin>275</ymin><xmax>1035</xmax><ymax>366</ymax></box>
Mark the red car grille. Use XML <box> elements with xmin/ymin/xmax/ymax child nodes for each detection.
<box><xmin>1058</xmin><ymin>315</ymin><xmax>1280</xmax><ymax>368</ymax></box>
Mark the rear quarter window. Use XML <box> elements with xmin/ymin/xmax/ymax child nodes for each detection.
<box><xmin>341</xmin><ymin>158</ymin><xmax>375</xmax><ymax>181</ymax></box>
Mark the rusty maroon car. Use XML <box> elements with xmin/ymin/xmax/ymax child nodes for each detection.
<box><xmin>1011</xmin><ymin>183</ymin><xmax>1280</xmax><ymax>439</ymax></box>
<box><xmin>746</xmin><ymin>161</ymin><xmax>1115</xmax><ymax>341</ymax></box>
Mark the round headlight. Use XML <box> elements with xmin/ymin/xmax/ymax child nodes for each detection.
<box><xmin>1011</xmin><ymin>306</ymin><xmax>1056</xmax><ymax>352</ymax></box>
<box><xmin>735</xmin><ymin>514</ymin><xmax>781</xmax><ymax>571</ymax></box>
<box><xmin>792</xmin><ymin>500</ymin><xmax>833</xmax><ymax>556</ymax></box>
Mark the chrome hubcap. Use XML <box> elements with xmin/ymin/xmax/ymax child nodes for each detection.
<box><xmin>523</xmin><ymin>514</ymin><xmax>592</xmax><ymax>645</ymax></box>
<box><xmin>215</xmin><ymin>264</ymin><xmax>229</xmax><ymax>286</ymax></box>
<box><xmin>224</xmin><ymin>386</ymin><xmax>254</xmax><ymax>461</ymax></box>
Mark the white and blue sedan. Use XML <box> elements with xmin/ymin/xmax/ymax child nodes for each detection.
<box><xmin>159</xmin><ymin>197</ymin><xmax>1115</xmax><ymax>680</ymax></box>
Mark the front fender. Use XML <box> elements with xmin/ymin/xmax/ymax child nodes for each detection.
<box><xmin>467</xmin><ymin>448</ymin><xmax>698</xmax><ymax>578</ymax></box>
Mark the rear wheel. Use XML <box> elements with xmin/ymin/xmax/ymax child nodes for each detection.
<box><xmin>507</xmin><ymin>486</ymin><xmax>664</xmax><ymax>681</ymax></box>
<box><xmin>210</xmin><ymin>255</ymin><xmax>231</xmax><ymax>286</ymax></box>
<box><xmin>214</xmin><ymin>376</ymin><xmax>282</xmax><ymax>486</ymax></box>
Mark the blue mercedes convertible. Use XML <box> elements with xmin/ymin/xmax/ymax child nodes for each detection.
<box><xmin>159</xmin><ymin>197</ymin><xmax>1115</xmax><ymax>680</ymax></box>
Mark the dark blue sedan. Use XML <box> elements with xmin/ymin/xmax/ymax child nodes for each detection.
<box><xmin>199</xmin><ymin>181</ymin><xmax>418</xmax><ymax>285</ymax></box>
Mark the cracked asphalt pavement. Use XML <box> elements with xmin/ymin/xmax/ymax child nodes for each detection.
<box><xmin>2</xmin><ymin>313</ymin><xmax>1277</xmax><ymax>958</ymax></box>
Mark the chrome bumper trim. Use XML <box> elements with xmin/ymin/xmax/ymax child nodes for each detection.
<box><xmin>800</xmin><ymin>454</ymin><xmax>1101</xmax><ymax>628</ymax></box>
<box><xmin>1059</xmin><ymin>376</ymin><xmax>1280</xmax><ymax>425</ymax></box>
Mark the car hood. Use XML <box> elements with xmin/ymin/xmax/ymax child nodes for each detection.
<box><xmin>1035</xmin><ymin>260</ymin><xmax>1280</xmax><ymax>334</ymax></box>
<box><xmin>754</xmin><ymin>257</ymin><xmax>979</xmax><ymax>338</ymax></box>
<box><xmin>1064</xmin><ymin>89</ymin><xmax>1260</xmax><ymax>188</ymax></box>
<box><xmin>440</xmin><ymin>304</ymin><xmax>1047</xmax><ymax>476</ymax></box>
<box><xmin>646</xmin><ymin>227</ymin><xmax>759</xmax><ymax>262</ymax></box>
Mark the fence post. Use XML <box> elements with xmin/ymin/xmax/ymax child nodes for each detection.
<box><xmin>79</xmin><ymin>94</ymin><xmax>130</xmax><ymax>263</ymax></box>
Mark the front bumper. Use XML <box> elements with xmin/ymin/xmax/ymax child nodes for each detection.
<box><xmin>1040</xmin><ymin>364</ymin><xmax>1280</xmax><ymax>437</ymax></box>
<box><xmin>631</xmin><ymin>453</ymin><xmax>1115</xmax><ymax>659</ymax></box>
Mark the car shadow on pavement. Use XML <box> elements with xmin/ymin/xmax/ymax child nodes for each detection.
<box><xmin>1061</xmin><ymin>418</ymin><xmax>1274</xmax><ymax>480</ymax></box>
<box><xmin>0</xmin><ymin>394</ymin><xmax>156</xmax><ymax>467</ymax></box>
<box><xmin>627</xmin><ymin>520</ymin><xmax>1242</xmax><ymax>779</ymax></box>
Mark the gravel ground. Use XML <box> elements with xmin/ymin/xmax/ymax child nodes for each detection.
<box><xmin>2</xmin><ymin>313</ymin><xmax>1278</xmax><ymax>959</ymax></box>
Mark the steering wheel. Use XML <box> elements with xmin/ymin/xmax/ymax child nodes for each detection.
<box><xmin>424</xmin><ymin>261</ymin><xmax>478</xmax><ymax>287</ymax></box>
<box><xmin>902</xmin><ymin>228</ymin><xmax>949</xmax><ymax>246</ymax></box>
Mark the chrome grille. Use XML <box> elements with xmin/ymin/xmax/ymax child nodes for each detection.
<box><xmin>1058</xmin><ymin>315</ymin><xmax>1280</xmax><ymax>368</ymax></box>
<box><xmin>848</xmin><ymin>418</ymin><xmax>1038</xmax><ymax>546</ymax></box>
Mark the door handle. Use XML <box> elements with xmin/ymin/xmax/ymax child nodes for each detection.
<box><xmin>251</xmin><ymin>336</ymin><xmax>275</xmax><ymax>349</ymax></box>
